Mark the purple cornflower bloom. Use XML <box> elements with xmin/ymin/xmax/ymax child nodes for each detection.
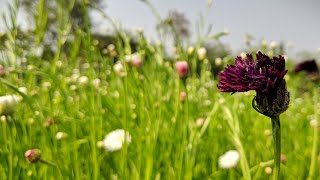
<box><xmin>293</xmin><ymin>60</ymin><xmax>319</xmax><ymax>81</ymax></box>
<box><xmin>217</xmin><ymin>51</ymin><xmax>290</xmax><ymax>117</ymax></box>
<box><xmin>293</xmin><ymin>59</ymin><xmax>319</xmax><ymax>74</ymax></box>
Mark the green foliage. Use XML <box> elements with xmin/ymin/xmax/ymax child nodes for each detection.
<box><xmin>0</xmin><ymin>1</ymin><xmax>319</xmax><ymax>179</ymax></box>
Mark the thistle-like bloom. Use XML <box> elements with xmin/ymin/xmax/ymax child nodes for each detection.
<box><xmin>293</xmin><ymin>60</ymin><xmax>319</xmax><ymax>81</ymax></box>
<box><xmin>293</xmin><ymin>60</ymin><xmax>319</xmax><ymax>74</ymax></box>
<box><xmin>217</xmin><ymin>51</ymin><xmax>290</xmax><ymax>117</ymax></box>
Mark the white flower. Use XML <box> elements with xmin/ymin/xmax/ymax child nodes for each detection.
<box><xmin>18</xmin><ymin>87</ymin><xmax>28</xmax><ymax>95</ymax></box>
<box><xmin>219</xmin><ymin>150</ymin><xmax>240</xmax><ymax>169</ymax></box>
<box><xmin>82</xmin><ymin>63</ymin><xmax>90</xmax><ymax>69</ymax></box>
<box><xmin>42</xmin><ymin>82</ymin><xmax>51</xmax><ymax>89</ymax></box>
<box><xmin>310</xmin><ymin>119</ymin><xmax>318</xmax><ymax>127</ymax></box>
<box><xmin>270</xmin><ymin>41</ymin><xmax>277</xmax><ymax>49</ymax></box>
<box><xmin>136</xmin><ymin>27</ymin><xmax>144</xmax><ymax>33</ymax></box>
<box><xmin>92</xmin><ymin>78</ymin><xmax>101</xmax><ymax>88</ymax></box>
<box><xmin>56</xmin><ymin>60</ymin><xmax>63</xmax><ymax>68</ymax></box>
<box><xmin>113</xmin><ymin>62</ymin><xmax>126</xmax><ymax>76</ymax></box>
<box><xmin>187</xmin><ymin>46</ymin><xmax>194</xmax><ymax>55</ymax></box>
<box><xmin>261</xmin><ymin>39</ymin><xmax>268</xmax><ymax>47</ymax></box>
<box><xmin>197</xmin><ymin>47</ymin><xmax>207</xmax><ymax>60</ymax></box>
<box><xmin>107</xmin><ymin>44</ymin><xmax>115</xmax><ymax>52</ymax></box>
<box><xmin>125</xmin><ymin>54</ymin><xmax>132</xmax><ymax>63</ymax></box>
<box><xmin>32</xmin><ymin>45</ymin><xmax>44</xmax><ymax>57</ymax></box>
<box><xmin>215</xmin><ymin>58</ymin><xmax>222</xmax><ymax>66</ymax></box>
<box><xmin>103</xmin><ymin>129</ymin><xmax>131</xmax><ymax>152</ymax></box>
<box><xmin>265</xmin><ymin>167</ymin><xmax>273</xmax><ymax>174</ymax></box>
<box><xmin>78</xmin><ymin>76</ymin><xmax>89</xmax><ymax>86</ymax></box>
<box><xmin>240</xmin><ymin>52</ymin><xmax>247</xmax><ymax>59</ymax></box>
<box><xmin>56</xmin><ymin>132</ymin><xmax>68</xmax><ymax>140</ymax></box>
<box><xmin>0</xmin><ymin>95</ymin><xmax>22</xmax><ymax>115</ymax></box>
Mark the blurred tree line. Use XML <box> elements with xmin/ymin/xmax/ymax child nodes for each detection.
<box><xmin>1</xmin><ymin>0</ymin><xmax>230</xmax><ymax>75</ymax></box>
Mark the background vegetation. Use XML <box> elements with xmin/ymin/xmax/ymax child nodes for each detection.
<box><xmin>0</xmin><ymin>0</ymin><xmax>319</xmax><ymax>179</ymax></box>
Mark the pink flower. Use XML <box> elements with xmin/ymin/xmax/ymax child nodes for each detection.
<box><xmin>175</xmin><ymin>61</ymin><xmax>189</xmax><ymax>78</ymax></box>
<box><xmin>179</xmin><ymin>91</ymin><xmax>187</xmax><ymax>102</ymax></box>
<box><xmin>25</xmin><ymin>149</ymin><xmax>41</xmax><ymax>163</ymax></box>
<box><xmin>132</xmin><ymin>58</ymin><xmax>142</xmax><ymax>68</ymax></box>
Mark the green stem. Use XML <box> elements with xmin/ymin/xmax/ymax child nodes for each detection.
<box><xmin>271</xmin><ymin>116</ymin><xmax>281</xmax><ymax>180</ymax></box>
<box><xmin>307</xmin><ymin>89</ymin><xmax>319</xmax><ymax>180</ymax></box>
<box><xmin>40</xmin><ymin>159</ymin><xmax>56</xmax><ymax>167</ymax></box>
<box><xmin>308</xmin><ymin>123</ymin><xmax>318</xmax><ymax>180</ymax></box>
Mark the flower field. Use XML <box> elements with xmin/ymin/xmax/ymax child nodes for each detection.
<box><xmin>0</xmin><ymin>0</ymin><xmax>319</xmax><ymax>179</ymax></box>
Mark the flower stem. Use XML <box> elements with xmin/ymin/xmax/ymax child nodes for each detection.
<box><xmin>271</xmin><ymin>116</ymin><xmax>281</xmax><ymax>180</ymax></box>
<box><xmin>307</xmin><ymin>89</ymin><xmax>319</xmax><ymax>180</ymax></box>
<box><xmin>39</xmin><ymin>159</ymin><xmax>56</xmax><ymax>167</ymax></box>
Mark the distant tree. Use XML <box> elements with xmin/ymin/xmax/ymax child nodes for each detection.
<box><xmin>20</xmin><ymin>0</ymin><xmax>102</xmax><ymax>31</ymax></box>
<box><xmin>156</xmin><ymin>10</ymin><xmax>190</xmax><ymax>44</ymax></box>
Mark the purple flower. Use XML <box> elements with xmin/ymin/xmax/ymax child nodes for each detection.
<box><xmin>217</xmin><ymin>52</ymin><xmax>290</xmax><ymax>117</ymax></box>
<box><xmin>293</xmin><ymin>60</ymin><xmax>319</xmax><ymax>74</ymax></box>
<box><xmin>293</xmin><ymin>60</ymin><xmax>319</xmax><ymax>81</ymax></box>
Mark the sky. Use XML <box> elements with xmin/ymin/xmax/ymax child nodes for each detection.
<box><xmin>1</xmin><ymin>0</ymin><xmax>320</xmax><ymax>57</ymax></box>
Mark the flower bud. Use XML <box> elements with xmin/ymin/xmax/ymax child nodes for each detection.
<box><xmin>113</xmin><ymin>62</ymin><xmax>126</xmax><ymax>77</ymax></box>
<box><xmin>187</xmin><ymin>46</ymin><xmax>194</xmax><ymax>55</ymax></box>
<box><xmin>270</xmin><ymin>41</ymin><xmax>277</xmax><ymax>49</ymax></box>
<box><xmin>280</xmin><ymin>154</ymin><xmax>287</xmax><ymax>164</ymax></box>
<box><xmin>78</xmin><ymin>76</ymin><xmax>89</xmax><ymax>86</ymax></box>
<box><xmin>0</xmin><ymin>95</ymin><xmax>22</xmax><ymax>115</ymax></box>
<box><xmin>255</xmin><ymin>79</ymin><xmax>290</xmax><ymax>117</ymax></box>
<box><xmin>56</xmin><ymin>132</ymin><xmax>68</xmax><ymax>140</ymax></box>
<box><xmin>25</xmin><ymin>149</ymin><xmax>41</xmax><ymax>163</ymax></box>
<box><xmin>175</xmin><ymin>61</ymin><xmax>189</xmax><ymax>78</ymax></box>
<box><xmin>197</xmin><ymin>47</ymin><xmax>207</xmax><ymax>60</ymax></box>
<box><xmin>132</xmin><ymin>58</ymin><xmax>142</xmax><ymax>68</ymax></box>
<box><xmin>92</xmin><ymin>78</ymin><xmax>101</xmax><ymax>89</ymax></box>
<box><xmin>215</xmin><ymin>58</ymin><xmax>222</xmax><ymax>66</ymax></box>
<box><xmin>265</xmin><ymin>167</ymin><xmax>273</xmax><ymax>174</ymax></box>
<box><xmin>179</xmin><ymin>91</ymin><xmax>187</xmax><ymax>102</ymax></box>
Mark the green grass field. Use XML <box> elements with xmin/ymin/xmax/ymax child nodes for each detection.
<box><xmin>0</xmin><ymin>1</ymin><xmax>319</xmax><ymax>179</ymax></box>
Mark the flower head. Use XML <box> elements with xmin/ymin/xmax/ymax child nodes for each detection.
<box><xmin>293</xmin><ymin>60</ymin><xmax>319</xmax><ymax>74</ymax></box>
<box><xmin>175</xmin><ymin>61</ymin><xmax>189</xmax><ymax>78</ymax></box>
<box><xmin>0</xmin><ymin>95</ymin><xmax>22</xmax><ymax>115</ymax></box>
<box><xmin>78</xmin><ymin>76</ymin><xmax>89</xmax><ymax>86</ymax></box>
<box><xmin>293</xmin><ymin>60</ymin><xmax>319</xmax><ymax>81</ymax></box>
<box><xmin>217</xmin><ymin>52</ymin><xmax>290</xmax><ymax>117</ymax></box>
<box><xmin>219</xmin><ymin>150</ymin><xmax>240</xmax><ymax>169</ymax></box>
<box><xmin>197</xmin><ymin>47</ymin><xmax>207</xmax><ymax>60</ymax></box>
<box><xmin>103</xmin><ymin>129</ymin><xmax>131</xmax><ymax>152</ymax></box>
<box><xmin>187</xmin><ymin>46</ymin><xmax>194</xmax><ymax>55</ymax></box>
<box><xmin>132</xmin><ymin>57</ymin><xmax>142</xmax><ymax>68</ymax></box>
<box><xmin>25</xmin><ymin>149</ymin><xmax>41</xmax><ymax>163</ymax></box>
<box><xmin>113</xmin><ymin>62</ymin><xmax>126</xmax><ymax>77</ymax></box>
<box><xmin>179</xmin><ymin>91</ymin><xmax>187</xmax><ymax>102</ymax></box>
<box><xmin>56</xmin><ymin>132</ymin><xmax>68</xmax><ymax>140</ymax></box>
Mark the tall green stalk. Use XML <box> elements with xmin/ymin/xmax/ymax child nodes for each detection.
<box><xmin>271</xmin><ymin>116</ymin><xmax>281</xmax><ymax>180</ymax></box>
<box><xmin>307</xmin><ymin>89</ymin><xmax>319</xmax><ymax>180</ymax></box>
